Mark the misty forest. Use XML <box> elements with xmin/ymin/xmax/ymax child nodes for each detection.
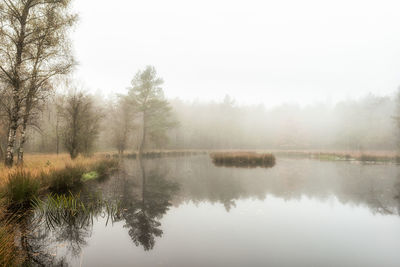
<box><xmin>1</xmin><ymin>0</ymin><xmax>400</xmax><ymax>267</ymax></box>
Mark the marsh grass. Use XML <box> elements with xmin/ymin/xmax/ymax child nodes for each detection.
<box><xmin>3</xmin><ymin>170</ymin><xmax>41</xmax><ymax>209</ymax></box>
<box><xmin>0</xmin><ymin>154</ymin><xmax>119</xmax><ymax>206</ymax></box>
<box><xmin>45</xmin><ymin>164</ymin><xmax>86</xmax><ymax>193</ymax></box>
<box><xmin>0</xmin><ymin>209</ymin><xmax>24</xmax><ymax>266</ymax></box>
<box><xmin>210</xmin><ymin>152</ymin><xmax>276</xmax><ymax>168</ymax></box>
<box><xmin>93</xmin><ymin>159</ymin><xmax>119</xmax><ymax>180</ymax></box>
<box><xmin>0</xmin><ymin>224</ymin><xmax>17</xmax><ymax>266</ymax></box>
<box><xmin>0</xmin><ymin>154</ymin><xmax>113</xmax><ymax>186</ymax></box>
<box><xmin>273</xmin><ymin>150</ymin><xmax>400</xmax><ymax>163</ymax></box>
<box><xmin>358</xmin><ymin>154</ymin><xmax>400</xmax><ymax>163</ymax></box>
<box><xmin>0</xmin><ymin>223</ymin><xmax>21</xmax><ymax>266</ymax></box>
<box><xmin>0</xmin><ymin>153</ymin><xmax>119</xmax><ymax>265</ymax></box>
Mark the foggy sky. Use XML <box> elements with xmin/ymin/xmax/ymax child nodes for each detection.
<box><xmin>71</xmin><ymin>0</ymin><xmax>400</xmax><ymax>106</ymax></box>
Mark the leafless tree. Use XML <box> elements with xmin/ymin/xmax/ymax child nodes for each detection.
<box><xmin>58</xmin><ymin>91</ymin><xmax>102</xmax><ymax>159</ymax></box>
<box><xmin>109</xmin><ymin>96</ymin><xmax>134</xmax><ymax>156</ymax></box>
<box><xmin>0</xmin><ymin>0</ymin><xmax>76</xmax><ymax>166</ymax></box>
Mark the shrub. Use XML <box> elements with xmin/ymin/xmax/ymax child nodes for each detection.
<box><xmin>95</xmin><ymin>159</ymin><xmax>119</xmax><ymax>177</ymax></box>
<box><xmin>47</xmin><ymin>164</ymin><xmax>86</xmax><ymax>193</ymax></box>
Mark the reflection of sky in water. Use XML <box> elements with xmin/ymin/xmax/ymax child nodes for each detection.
<box><xmin>31</xmin><ymin>156</ymin><xmax>400</xmax><ymax>266</ymax></box>
<box><xmin>67</xmin><ymin>197</ymin><xmax>400</xmax><ymax>267</ymax></box>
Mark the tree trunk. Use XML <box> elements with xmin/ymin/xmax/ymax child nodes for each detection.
<box><xmin>139</xmin><ymin>114</ymin><xmax>146</xmax><ymax>157</ymax></box>
<box><xmin>138</xmin><ymin>157</ymin><xmax>146</xmax><ymax>204</ymax></box>
<box><xmin>5</xmin><ymin>5</ymin><xmax>30</xmax><ymax>167</ymax></box>
<box><xmin>17</xmin><ymin>119</ymin><xmax>28</xmax><ymax>166</ymax></box>
<box><xmin>70</xmin><ymin>146</ymin><xmax>78</xmax><ymax>159</ymax></box>
<box><xmin>5</xmin><ymin>117</ymin><xmax>18</xmax><ymax>167</ymax></box>
<box><xmin>56</xmin><ymin>115</ymin><xmax>59</xmax><ymax>155</ymax></box>
<box><xmin>0</xmin><ymin>143</ymin><xmax>4</xmax><ymax>161</ymax></box>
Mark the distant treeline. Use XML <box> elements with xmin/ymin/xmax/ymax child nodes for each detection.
<box><xmin>168</xmin><ymin>93</ymin><xmax>399</xmax><ymax>151</ymax></box>
<box><xmin>5</xmin><ymin>91</ymin><xmax>400</xmax><ymax>154</ymax></box>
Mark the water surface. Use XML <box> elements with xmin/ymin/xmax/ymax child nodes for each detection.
<box><xmin>27</xmin><ymin>156</ymin><xmax>400</xmax><ymax>266</ymax></box>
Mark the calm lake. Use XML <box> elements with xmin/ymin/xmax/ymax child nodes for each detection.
<box><xmin>28</xmin><ymin>155</ymin><xmax>400</xmax><ymax>266</ymax></box>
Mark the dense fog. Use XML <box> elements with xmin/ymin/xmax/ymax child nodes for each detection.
<box><xmin>4</xmin><ymin>90</ymin><xmax>397</xmax><ymax>155</ymax></box>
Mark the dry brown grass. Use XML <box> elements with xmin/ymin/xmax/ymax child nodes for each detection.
<box><xmin>0</xmin><ymin>207</ymin><xmax>24</xmax><ymax>266</ymax></box>
<box><xmin>0</xmin><ymin>153</ymin><xmax>111</xmax><ymax>187</ymax></box>
<box><xmin>0</xmin><ymin>153</ymin><xmax>116</xmax><ymax>265</ymax></box>
<box><xmin>271</xmin><ymin>150</ymin><xmax>400</xmax><ymax>162</ymax></box>
<box><xmin>210</xmin><ymin>152</ymin><xmax>276</xmax><ymax>168</ymax></box>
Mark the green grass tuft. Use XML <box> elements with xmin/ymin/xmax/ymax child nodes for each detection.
<box><xmin>3</xmin><ymin>170</ymin><xmax>40</xmax><ymax>209</ymax></box>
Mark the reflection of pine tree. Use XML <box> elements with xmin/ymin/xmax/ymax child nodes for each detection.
<box><xmin>122</xmin><ymin>159</ymin><xmax>179</xmax><ymax>250</ymax></box>
<box><xmin>55</xmin><ymin>221</ymin><xmax>91</xmax><ymax>257</ymax></box>
<box><xmin>126</xmin><ymin>210</ymin><xmax>162</xmax><ymax>251</ymax></box>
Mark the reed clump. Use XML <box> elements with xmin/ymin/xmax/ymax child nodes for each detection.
<box><xmin>357</xmin><ymin>154</ymin><xmax>400</xmax><ymax>163</ymax></box>
<box><xmin>3</xmin><ymin>170</ymin><xmax>41</xmax><ymax>209</ymax></box>
<box><xmin>210</xmin><ymin>152</ymin><xmax>276</xmax><ymax>168</ymax></box>
<box><xmin>45</xmin><ymin>164</ymin><xmax>86</xmax><ymax>193</ymax></box>
<box><xmin>93</xmin><ymin>159</ymin><xmax>120</xmax><ymax>178</ymax></box>
<box><xmin>273</xmin><ymin>150</ymin><xmax>400</xmax><ymax>163</ymax></box>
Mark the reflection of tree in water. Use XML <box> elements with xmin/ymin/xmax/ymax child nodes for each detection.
<box><xmin>163</xmin><ymin>156</ymin><xmax>400</xmax><ymax>216</ymax></box>
<box><xmin>17</xmin><ymin>214</ymin><xmax>69</xmax><ymax>266</ymax></box>
<box><xmin>19</xmin><ymin>159</ymin><xmax>179</xmax><ymax>265</ymax></box>
<box><xmin>121</xmin><ymin>158</ymin><xmax>179</xmax><ymax>250</ymax></box>
<box><xmin>24</xmin><ymin>156</ymin><xmax>400</xmax><ymax>264</ymax></box>
<box><xmin>53</xmin><ymin>219</ymin><xmax>91</xmax><ymax>257</ymax></box>
<box><xmin>392</xmin><ymin>174</ymin><xmax>400</xmax><ymax>215</ymax></box>
<box><xmin>23</xmin><ymin>193</ymin><xmax>112</xmax><ymax>266</ymax></box>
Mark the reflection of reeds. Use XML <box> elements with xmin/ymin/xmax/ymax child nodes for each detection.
<box><xmin>210</xmin><ymin>152</ymin><xmax>276</xmax><ymax>168</ymax></box>
<box><xmin>32</xmin><ymin>193</ymin><xmax>121</xmax><ymax>229</ymax></box>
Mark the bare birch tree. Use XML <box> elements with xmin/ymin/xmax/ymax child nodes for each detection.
<box><xmin>0</xmin><ymin>0</ymin><xmax>76</xmax><ymax>166</ymax></box>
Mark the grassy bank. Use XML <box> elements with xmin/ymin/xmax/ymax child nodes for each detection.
<box><xmin>0</xmin><ymin>153</ymin><xmax>119</xmax><ymax>264</ymax></box>
<box><xmin>210</xmin><ymin>152</ymin><xmax>276</xmax><ymax>168</ymax></box>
